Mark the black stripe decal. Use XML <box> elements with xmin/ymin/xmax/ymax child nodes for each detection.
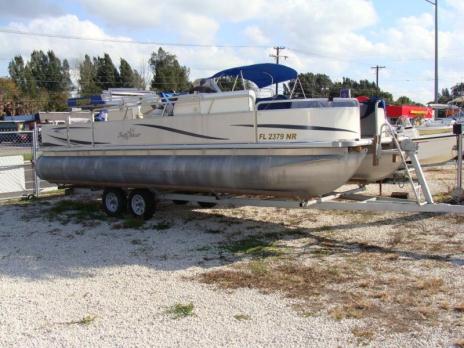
<box><xmin>52</xmin><ymin>126</ymin><xmax>92</xmax><ymax>130</ymax></box>
<box><xmin>136</xmin><ymin>124</ymin><xmax>228</xmax><ymax>140</ymax></box>
<box><xmin>48</xmin><ymin>135</ymin><xmax>109</xmax><ymax>145</ymax></box>
<box><xmin>53</xmin><ymin>126</ymin><xmax>91</xmax><ymax>133</ymax></box>
<box><xmin>41</xmin><ymin>142</ymin><xmax>61</xmax><ymax>147</ymax></box>
<box><xmin>233</xmin><ymin>124</ymin><xmax>358</xmax><ymax>134</ymax></box>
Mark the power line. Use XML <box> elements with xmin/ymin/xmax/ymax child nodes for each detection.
<box><xmin>0</xmin><ymin>28</ymin><xmax>269</xmax><ymax>49</ymax></box>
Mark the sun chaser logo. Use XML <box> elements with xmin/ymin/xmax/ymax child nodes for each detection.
<box><xmin>118</xmin><ymin>128</ymin><xmax>141</xmax><ymax>140</ymax></box>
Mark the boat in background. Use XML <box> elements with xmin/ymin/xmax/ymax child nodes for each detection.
<box><xmin>389</xmin><ymin>104</ymin><xmax>459</xmax><ymax>166</ymax></box>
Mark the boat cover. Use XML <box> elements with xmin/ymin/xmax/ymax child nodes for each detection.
<box><xmin>3</xmin><ymin>114</ymin><xmax>39</xmax><ymax>123</ymax></box>
<box><xmin>210</xmin><ymin>63</ymin><xmax>297</xmax><ymax>88</ymax></box>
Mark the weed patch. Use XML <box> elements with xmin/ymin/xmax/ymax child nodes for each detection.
<box><xmin>233</xmin><ymin>314</ymin><xmax>251</xmax><ymax>321</ymax></box>
<box><xmin>221</xmin><ymin>237</ymin><xmax>286</xmax><ymax>258</ymax></box>
<box><xmin>165</xmin><ymin>303</ymin><xmax>194</xmax><ymax>319</ymax></box>
<box><xmin>65</xmin><ymin>315</ymin><xmax>96</xmax><ymax>326</ymax></box>
<box><xmin>112</xmin><ymin>218</ymin><xmax>145</xmax><ymax>229</ymax></box>
<box><xmin>47</xmin><ymin>200</ymin><xmax>106</xmax><ymax>225</ymax></box>
<box><xmin>153</xmin><ymin>221</ymin><xmax>172</xmax><ymax>230</ymax></box>
<box><xmin>198</xmin><ymin>253</ymin><xmax>457</xmax><ymax>335</ymax></box>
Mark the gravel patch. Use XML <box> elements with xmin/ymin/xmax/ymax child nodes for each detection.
<box><xmin>0</xmin><ymin>164</ymin><xmax>463</xmax><ymax>347</ymax></box>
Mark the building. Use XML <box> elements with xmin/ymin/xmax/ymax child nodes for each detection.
<box><xmin>386</xmin><ymin>105</ymin><xmax>433</xmax><ymax>120</ymax></box>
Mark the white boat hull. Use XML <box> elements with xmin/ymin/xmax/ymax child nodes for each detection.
<box><xmin>414</xmin><ymin>134</ymin><xmax>456</xmax><ymax>165</ymax></box>
<box><xmin>352</xmin><ymin>145</ymin><xmax>403</xmax><ymax>182</ymax></box>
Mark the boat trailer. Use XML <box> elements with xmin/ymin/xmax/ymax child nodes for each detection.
<box><xmin>156</xmin><ymin>128</ymin><xmax>464</xmax><ymax>215</ymax></box>
<box><xmin>157</xmin><ymin>187</ymin><xmax>464</xmax><ymax>214</ymax></box>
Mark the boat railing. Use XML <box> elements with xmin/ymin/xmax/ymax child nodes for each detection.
<box><xmin>63</xmin><ymin>94</ymin><xmax>362</xmax><ymax>147</ymax></box>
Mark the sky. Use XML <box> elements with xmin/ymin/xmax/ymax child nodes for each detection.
<box><xmin>0</xmin><ymin>0</ymin><xmax>462</xmax><ymax>104</ymax></box>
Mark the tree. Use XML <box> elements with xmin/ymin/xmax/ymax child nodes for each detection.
<box><xmin>451</xmin><ymin>83</ymin><xmax>464</xmax><ymax>99</ymax></box>
<box><xmin>149</xmin><ymin>48</ymin><xmax>190</xmax><ymax>92</ymax></box>
<box><xmin>79</xmin><ymin>54</ymin><xmax>100</xmax><ymax>96</ymax></box>
<box><xmin>330</xmin><ymin>77</ymin><xmax>393</xmax><ymax>102</ymax></box>
<box><xmin>61</xmin><ymin>59</ymin><xmax>72</xmax><ymax>92</ymax></box>
<box><xmin>287</xmin><ymin>73</ymin><xmax>333</xmax><ymax>98</ymax></box>
<box><xmin>95</xmin><ymin>53</ymin><xmax>120</xmax><ymax>90</ymax></box>
<box><xmin>132</xmin><ymin>69</ymin><xmax>146</xmax><ymax>89</ymax></box>
<box><xmin>119</xmin><ymin>58</ymin><xmax>135</xmax><ymax>88</ymax></box>
<box><xmin>285</xmin><ymin>73</ymin><xmax>394</xmax><ymax>102</ymax></box>
<box><xmin>438</xmin><ymin>88</ymin><xmax>451</xmax><ymax>104</ymax></box>
<box><xmin>0</xmin><ymin>78</ymin><xmax>21</xmax><ymax>116</ymax></box>
<box><xmin>8</xmin><ymin>50</ymin><xmax>71</xmax><ymax>112</ymax></box>
<box><xmin>8</xmin><ymin>56</ymin><xmax>28</xmax><ymax>93</ymax></box>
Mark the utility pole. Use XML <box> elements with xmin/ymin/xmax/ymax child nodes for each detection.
<box><xmin>270</xmin><ymin>46</ymin><xmax>288</xmax><ymax>95</ymax></box>
<box><xmin>425</xmin><ymin>0</ymin><xmax>438</xmax><ymax>103</ymax></box>
<box><xmin>371</xmin><ymin>65</ymin><xmax>386</xmax><ymax>88</ymax></box>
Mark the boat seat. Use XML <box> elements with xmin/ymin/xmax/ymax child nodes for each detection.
<box><xmin>360</xmin><ymin>98</ymin><xmax>386</xmax><ymax>138</ymax></box>
<box><xmin>256</xmin><ymin>95</ymin><xmax>289</xmax><ymax>110</ymax></box>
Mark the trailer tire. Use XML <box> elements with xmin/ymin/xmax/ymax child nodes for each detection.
<box><xmin>128</xmin><ymin>189</ymin><xmax>155</xmax><ymax>219</ymax></box>
<box><xmin>102</xmin><ymin>188</ymin><xmax>126</xmax><ymax>217</ymax></box>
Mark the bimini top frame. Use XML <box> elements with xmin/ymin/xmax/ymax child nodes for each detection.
<box><xmin>210</xmin><ymin>63</ymin><xmax>306</xmax><ymax>98</ymax></box>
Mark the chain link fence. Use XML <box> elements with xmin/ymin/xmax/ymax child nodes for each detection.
<box><xmin>0</xmin><ymin>128</ymin><xmax>56</xmax><ymax>201</ymax></box>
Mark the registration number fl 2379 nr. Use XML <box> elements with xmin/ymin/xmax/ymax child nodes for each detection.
<box><xmin>258</xmin><ymin>133</ymin><xmax>297</xmax><ymax>141</ymax></box>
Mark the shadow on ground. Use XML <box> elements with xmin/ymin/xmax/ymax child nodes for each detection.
<box><xmin>0</xmin><ymin>197</ymin><xmax>462</xmax><ymax>280</ymax></box>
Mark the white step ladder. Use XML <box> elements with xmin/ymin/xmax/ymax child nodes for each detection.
<box><xmin>377</xmin><ymin>123</ymin><xmax>434</xmax><ymax>205</ymax></box>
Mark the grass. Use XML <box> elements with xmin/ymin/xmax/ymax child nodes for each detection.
<box><xmin>198</xmin><ymin>251</ymin><xmax>457</xmax><ymax>334</ymax></box>
<box><xmin>22</xmin><ymin>153</ymin><xmax>33</xmax><ymax>161</ymax></box>
<box><xmin>233</xmin><ymin>314</ymin><xmax>251</xmax><ymax>321</ymax></box>
<box><xmin>221</xmin><ymin>237</ymin><xmax>286</xmax><ymax>258</ymax></box>
<box><xmin>65</xmin><ymin>315</ymin><xmax>96</xmax><ymax>326</ymax></box>
<box><xmin>351</xmin><ymin>326</ymin><xmax>375</xmax><ymax>344</ymax></box>
<box><xmin>165</xmin><ymin>303</ymin><xmax>194</xmax><ymax>319</ymax></box>
<box><xmin>111</xmin><ymin>216</ymin><xmax>145</xmax><ymax>230</ymax></box>
<box><xmin>47</xmin><ymin>199</ymin><xmax>106</xmax><ymax>224</ymax></box>
<box><xmin>153</xmin><ymin>221</ymin><xmax>172</xmax><ymax>230</ymax></box>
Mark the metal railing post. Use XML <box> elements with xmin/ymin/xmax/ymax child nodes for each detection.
<box><xmin>66</xmin><ymin>115</ymin><xmax>71</xmax><ymax>147</ymax></box>
<box><xmin>91</xmin><ymin>111</ymin><xmax>95</xmax><ymax>147</ymax></box>
<box><xmin>457</xmin><ymin>133</ymin><xmax>462</xmax><ymax>193</ymax></box>
<box><xmin>32</xmin><ymin>126</ymin><xmax>40</xmax><ymax>197</ymax></box>
<box><xmin>254</xmin><ymin>107</ymin><xmax>258</xmax><ymax>143</ymax></box>
<box><xmin>454</xmin><ymin>124</ymin><xmax>463</xmax><ymax>200</ymax></box>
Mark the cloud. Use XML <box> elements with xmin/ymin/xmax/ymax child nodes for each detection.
<box><xmin>1</xmin><ymin>1</ymin><xmax>463</xmax><ymax>104</ymax></box>
<box><xmin>78</xmin><ymin>0</ymin><xmax>264</xmax><ymax>25</ymax></box>
<box><xmin>243</xmin><ymin>26</ymin><xmax>270</xmax><ymax>45</ymax></box>
<box><xmin>0</xmin><ymin>0</ymin><xmax>62</xmax><ymax>19</ymax></box>
<box><xmin>77</xmin><ymin>0</ymin><xmax>224</xmax><ymax>44</ymax></box>
<box><xmin>0</xmin><ymin>15</ymin><xmax>258</xmax><ymax>85</ymax></box>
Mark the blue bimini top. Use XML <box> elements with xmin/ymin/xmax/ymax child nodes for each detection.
<box><xmin>210</xmin><ymin>63</ymin><xmax>298</xmax><ymax>88</ymax></box>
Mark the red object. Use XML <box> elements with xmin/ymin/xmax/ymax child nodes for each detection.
<box><xmin>356</xmin><ymin>96</ymin><xmax>370</xmax><ymax>103</ymax></box>
<box><xmin>386</xmin><ymin>105</ymin><xmax>433</xmax><ymax>119</ymax></box>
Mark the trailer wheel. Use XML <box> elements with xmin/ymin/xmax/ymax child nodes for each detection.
<box><xmin>102</xmin><ymin>188</ymin><xmax>126</xmax><ymax>217</ymax></box>
<box><xmin>198</xmin><ymin>201</ymin><xmax>217</xmax><ymax>208</ymax></box>
<box><xmin>128</xmin><ymin>189</ymin><xmax>155</xmax><ymax>219</ymax></box>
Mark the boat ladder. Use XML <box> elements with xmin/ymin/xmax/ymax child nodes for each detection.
<box><xmin>377</xmin><ymin>123</ymin><xmax>434</xmax><ymax>205</ymax></box>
